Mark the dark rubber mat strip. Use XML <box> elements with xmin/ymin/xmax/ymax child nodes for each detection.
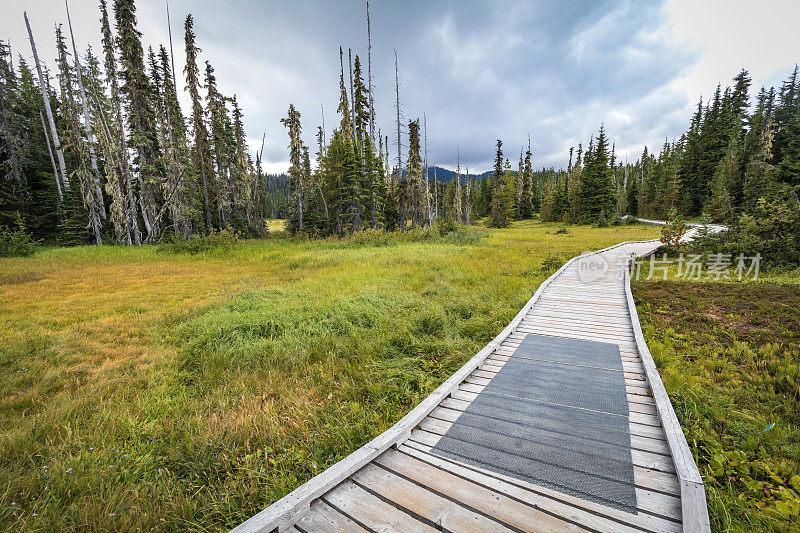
<box><xmin>432</xmin><ymin>334</ymin><xmax>638</xmax><ymax>513</ymax></box>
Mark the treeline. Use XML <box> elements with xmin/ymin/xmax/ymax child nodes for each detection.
<box><xmin>536</xmin><ymin>67</ymin><xmax>800</xmax><ymax>226</ymax></box>
<box><xmin>279</xmin><ymin>43</ymin><xmax>481</xmax><ymax>237</ymax></box>
<box><xmin>0</xmin><ymin>0</ymin><xmax>266</xmax><ymax>245</ymax></box>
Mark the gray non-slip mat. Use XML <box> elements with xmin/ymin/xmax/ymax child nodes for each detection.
<box><xmin>484</xmin><ymin>355</ymin><xmax>629</xmax><ymax>416</ymax></box>
<box><xmin>432</xmin><ymin>334</ymin><xmax>638</xmax><ymax>513</ymax></box>
<box><xmin>512</xmin><ymin>333</ymin><xmax>625</xmax><ymax>370</ymax></box>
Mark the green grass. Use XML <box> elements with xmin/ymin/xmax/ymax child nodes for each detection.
<box><xmin>0</xmin><ymin>221</ymin><xmax>660</xmax><ymax>531</ymax></box>
<box><xmin>634</xmin><ymin>280</ymin><xmax>800</xmax><ymax>531</ymax></box>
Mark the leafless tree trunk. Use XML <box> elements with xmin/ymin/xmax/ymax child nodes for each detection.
<box><xmin>366</xmin><ymin>0</ymin><xmax>375</xmax><ymax>144</ymax></box>
<box><xmin>25</xmin><ymin>12</ymin><xmax>69</xmax><ymax>193</ymax></box>
<box><xmin>424</xmin><ymin>112</ymin><xmax>432</xmax><ymax>226</ymax></box>
<box><xmin>66</xmin><ymin>0</ymin><xmax>106</xmax><ymax>220</ymax></box>
<box><xmin>394</xmin><ymin>50</ymin><xmax>405</xmax><ymax>229</ymax></box>
<box><xmin>166</xmin><ymin>0</ymin><xmax>177</xmax><ymax>90</ymax></box>
<box><xmin>40</xmin><ymin>111</ymin><xmax>62</xmax><ymax>201</ymax></box>
<box><xmin>348</xmin><ymin>48</ymin><xmax>355</xmax><ymax>140</ymax></box>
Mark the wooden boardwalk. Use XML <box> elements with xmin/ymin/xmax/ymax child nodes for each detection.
<box><xmin>234</xmin><ymin>237</ymin><xmax>710</xmax><ymax>532</ymax></box>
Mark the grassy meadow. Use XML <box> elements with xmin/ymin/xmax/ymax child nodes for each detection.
<box><xmin>0</xmin><ymin>221</ymin><xmax>660</xmax><ymax>531</ymax></box>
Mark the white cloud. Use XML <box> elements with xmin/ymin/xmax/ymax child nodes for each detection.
<box><xmin>662</xmin><ymin>0</ymin><xmax>800</xmax><ymax>108</ymax></box>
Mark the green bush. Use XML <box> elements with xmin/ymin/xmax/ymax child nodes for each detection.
<box><xmin>691</xmin><ymin>189</ymin><xmax>800</xmax><ymax>267</ymax></box>
<box><xmin>157</xmin><ymin>228</ymin><xmax>241</xmax><ymax>254</ymax></box>
<box><xmin>341</xmin><ymin>222</ymin><xmax>486</xmax><ymax>248</ymax></box>
<box><xmin>660</xmin><ymin>207</ymin><xmax>687</xmax><ymax>249</ymax></box>
<box><xmin>539</xmin><ymin>253</ymin><xmax>565</xmax><ymax>274</ymax></box>
<box><xmin>435</xmin><ymin>216</ymin><xmax>459</xmax><ymax>235</ymax></box>
<box><xmin>0</xmin><ymin>228</ymin><xmax>38</xmax><ymax>257</ymax></box>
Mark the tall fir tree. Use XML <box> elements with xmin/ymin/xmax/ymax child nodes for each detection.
<box><xmin>489</xmin><ymin>139</ymin><xmax>506</xmax><ymax>227</ymax></box>
<box><xmin>115</xmin><ymin>0</ymin><xmax>162</xmax><ymax>240</ymax></box>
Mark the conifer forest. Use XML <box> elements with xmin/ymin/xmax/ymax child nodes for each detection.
<box><xmin>1</xmin><ymin>1</ymin><xmax>799</xmax><ymax>248</ymax></box>
<box><xmin>1</xmin><ymin>1</ymin><xmax>799</xmax><ymax>532</ymax></box>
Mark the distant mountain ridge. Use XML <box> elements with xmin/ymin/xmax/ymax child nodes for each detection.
<box><xmin>419</xmin><ymin>165</ymin><xmax>492</xmax><ymax>183</ymax></box>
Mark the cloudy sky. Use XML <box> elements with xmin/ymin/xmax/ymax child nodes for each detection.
<box><xmin>4</xmin><ymin>0</ymin><xmax>800</xmax><ymax>173</ymax></box>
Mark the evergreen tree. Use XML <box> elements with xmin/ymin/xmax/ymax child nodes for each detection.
<box><xmin>578</xmin><ymin>125</ymin><xmax>615</xmax><ymax>221</ymax></box>
<box><xmin>56</xmin><ymin>24</ymin><xmax>102</xmax><ymax>244</ymax></box>
<box><xmin>489</xmin><ymin>139</ymin><xmax>506</xmax><ymax>227</ymax></box>
<box><xmin>777</xmin><ymin>109</ymin><xmax>800</xmax><ymax>188</ymax></box>
<box><xmin>115</xmin><ymin>0</ymin><xmax>162</xmax><ymax>240</ymax></box>
<box><xmin>626</xmin><ymin>163</ymin><xmax>639</xmax><ymax>217</ymax></box>
<box><xmin>281</xmin><ymin>104</ymin><xmax>304</xmax><ymax>231</ymax></box>
<box><xmin>520</xmin><ymin>138</ymin><xmax>534</xmax><ymax>218</ymax></box>
<box><xmin>156</xmin><ymin>45</ymin><xmax>193</xmax><ymax>237</ymax></box>
<box><xmin>12</xmin><ymin>57</ymin><xmax>61</xmax><ymax>237</ymax></box>
<box><xmin>406</xmin><ymin>119</ymin><xmax>424</xmax><ymax>227</ymax></box>
<box><xmin>0</xmin><ymin>40</ymin><xmax>25</xmax><ymax>222</ymax></box>
<box><xmin>100</xmin><ymin>0</ymin><xmax>139</xmax><ymax>243</ymax></box>
<box><xmin>184</xmin><ymin>14</ymin><xmax>213</xmax><ymax>230</ymax></box>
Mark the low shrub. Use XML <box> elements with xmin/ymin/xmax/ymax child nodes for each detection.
<box><xmin>0</xmin><ymin>227</ymin><xmax>38</xmax><ymax>257</ymax></box>
<box><xmin>539</xmin><ymin>253</ymin><xmax>565</xmax><ymax>274</ymax></box>
<box><xmin>660</xmin><ymin>207</ymin><xmax>687</xmax><ymax>249</ymax></box>
<box><xmin>157</xmin><ymin>228</ymin><xmax>241</xmax><ymax>254</ymax></box>
<box><xmin>341</xmin><ymin>222</ymin><xmax>487</xmax><ymax>247</ymax></box>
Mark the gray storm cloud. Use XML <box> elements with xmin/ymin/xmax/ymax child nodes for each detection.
<box><xmin>4</xmin><ymin>0</ymin><xmax>797</xmax><ymax>173</ymax></box>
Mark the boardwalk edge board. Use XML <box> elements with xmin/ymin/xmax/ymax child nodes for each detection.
<box><xmin>232</xmin><ymin>240</ymin><xmax>642</xmax><ymax>533</ymax></box>
<box><xmin>233</xmin><ymin>232</ymin><xmax>713</xmax><ymax>533</ymax></box>
<box><xmin>624</xmin><ymin>245</ymin><xmax>711</xmax><ymax>533</ymax></box>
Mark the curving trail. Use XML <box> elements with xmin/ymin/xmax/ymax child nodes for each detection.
<box><xmin>234</xmin><ymin>227</ymin><xmax>717</xmax><ymax>533</ymax></box>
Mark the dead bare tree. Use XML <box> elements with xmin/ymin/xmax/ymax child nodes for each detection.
<box><xmin>25</xmin><ymin>12</ymin><xmax>69</xmax><ymax>194</ymax></box>
<box><xmin>366</xmin><ymin>0</ymin><xmax>375</xmax><ymax>145</ymax></box>
<box><xmin>166</xmin><ymin>0</ymin><xmax>177</xmax><ymax>90</ymax></box>
<box><xmin>394</xmin><ymin>49</ymin><xmax>405</xmax><ymax>229</ymax></box>
<box><xmin>424</xmin><ymin>112</ymin><xmax>432</xmax><ymax>226</ymax></box>
<box><xmin>348</xmin><ymin>48</ymin><xmax>355</xmax><ymax>139</ymax></box>
<box><xmin>39</xmin><ymin>110</ymin><xmax>62</xmax><ymax>201</ymax></box>
<box><xmin>66</xmin><ymin>0</ymin><xmax>106</xmax><ymax>219</ymax></box>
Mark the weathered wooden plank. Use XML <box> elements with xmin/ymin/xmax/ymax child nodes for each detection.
<box><xmin>521</xmin><ymin>318</ymin><xmax>634</xmax><ymax>335</ymax></box>
<box><xmin>399</xmin><ymin>444</ymin><xmax>683</xmax><ymax>529</ymax></box>
<box><xmin>351</xmin><ymin>462</ymin><xmax>517</xmax><ymax>532</ymax></box>
<box><xmin>323</xmin><ymin>479</ymin><xmax>438</xmax><ymax>531</ymax></box>
<box><xmin>525</xmin><ymin>311</ymin><xmax>632</xmax><ymax>327</ymax></box>
<box><xmin>375</xmin><ymin>448</ymin><xmax>589</xmax><ymax>532</ymax></box>
<box><xmin>294</xmin><ymin>500</ymin><xmax>369</xmax><ymax>532</ymax></box>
